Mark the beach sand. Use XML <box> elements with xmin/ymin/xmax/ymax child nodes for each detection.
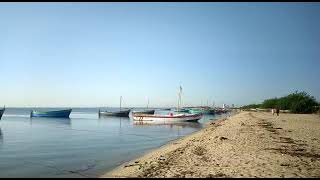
<box><xmin>101</xmin><ymin>111</ymin><xmax>320</xmax><ymax>178</ymax></box>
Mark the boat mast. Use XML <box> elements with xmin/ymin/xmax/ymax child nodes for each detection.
<box><xmin>120</xmin><ymin>96</ymin><xmax>122</xmax><ymax>111</ymax></box>
<box><xmin>177</xmin><ymin>92</ymin><xmax>180</xmax><ymax>111</ymax></box>
<box><xmin>177</xmin><ymin>86</ymin><xmax>182</xmax><ymax>111</ymax></box>
<box><xmin>180</xmin><ymin>87</ymin><xmax>183</xmax><ymax>109</ymax></box>
<box><xmin>147</xmin><ymin>98</ymin><xmax>149</xmax><ymax>109</ymax></box>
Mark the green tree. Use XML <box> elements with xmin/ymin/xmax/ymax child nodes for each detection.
<box><xmin>241</xmin><ymin>104</ymin><xmax>261</xmax><ymax>109</ymax></box>
<box><xmin>243</xmin><ymin>91</ymin><xmax>318</xmax><ymax>114</ymax></box>
<box><xmin>285</xmin><ymin>91</ymin><xmax>318</xmax><ymax>113</ymax></box>
<box><xmin>261</xmin><ymin>98</ymin><xmax>278</xmax><ymax>109</ymax></box>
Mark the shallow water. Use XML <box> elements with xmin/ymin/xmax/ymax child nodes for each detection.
<box><xmin>0</xmin><ymin>108</ymin><xmax>231</xmax><ymax>178</ymax></box>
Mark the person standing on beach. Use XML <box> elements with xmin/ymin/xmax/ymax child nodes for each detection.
<box><xmin>276</xmin><ymin>108</ymin><xmax>280</xmax><ymax>116</ymax></box>
<box><xmin>271</xmin><ymin>108</ymin><xmax>275</xmax><ymax>116</ymax></box>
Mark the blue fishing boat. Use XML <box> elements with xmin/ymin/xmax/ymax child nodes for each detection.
<box><xmin>30</xmin><ymin>109</ymin><xmax>72</xmax><ymax>118</ymax></box>
<box><xmin>0</xmin><ymin>107</ymin><xmax>5</xmax><ymax>120</ymax></box>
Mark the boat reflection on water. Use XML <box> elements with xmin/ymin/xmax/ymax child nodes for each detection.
<box><xmin>133</xmin><ymin>121</ymin><xmax>203</xmax><ymax>128</ymax></box>
<box><xmin>30</xmin><ymin>117</ymin><xmax>71</xmax><ymax>126</ymax></box>
<box><xmin>98</xmin><ymin>115</ymin><xmax>130</xmax><ymax>127</ymax></box>
<box><xmin>98</xmin><ymin>115</ymin><xmax>130</xmax><ymax>121</ymax></box>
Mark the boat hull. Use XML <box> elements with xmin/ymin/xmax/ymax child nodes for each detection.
<box><xmin>30</xmin><ymin>109</ymin><xmax>72</xmax><ymax>118</ymax></box>
<box><xmin>99</xmin><ymin>110</ymin><xmax>130</xmax><ymax>117</ymax></box>
<box><xmin>132</xmin><ymin>113</ymin><xmax>203</xmax><ymax>123</ymax></box>
<box><xmin>132</xmin><ymin>109</ymin><xmax>155</xmax><ymax>115</ymax></box>
<box><xmin>173</xmin><ymin>109</ymin><xmax>190</xmax><ymax>113</ymax></box>
<box><xmin>208</xmin><ymin>109</ymin><xmax>216</xmax><ymax>115</ymax></box>
<box><xmin>0</xmin><ymin>108</ymin><xmax>4</xmax><ymax>120</ymax></box>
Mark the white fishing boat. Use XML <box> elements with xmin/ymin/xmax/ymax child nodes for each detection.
<box><xmin>132</xmin><ymin>86</ymin><xmax>202</xmax><ymax>123</ymax></box>
<box><xmin>132</xmin><ymin>112</ymin><xmax>203</xmax><ymax>123</ymax></box>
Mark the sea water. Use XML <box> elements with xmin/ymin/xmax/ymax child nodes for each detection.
<box><xmin>0</xmin><ymin>107</ymin><xmax>231</xmax><ymax>178</ymax></box>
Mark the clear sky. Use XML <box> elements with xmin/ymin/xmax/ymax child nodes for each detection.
<box><xmin>1</xmin><ymin>2</ymin><xmax>319</xmax><ymax>108</ymax></box>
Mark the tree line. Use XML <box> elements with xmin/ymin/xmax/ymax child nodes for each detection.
<box><xmin>241</xmin><ymin>91</ymin><xmax>319</xmax><ymax>114</ymax></box>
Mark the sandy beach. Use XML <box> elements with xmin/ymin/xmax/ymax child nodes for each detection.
<box><xmin>101</xmin><ymin>111</ymin><xmax>320</xmax><ymax>178</ymax></box>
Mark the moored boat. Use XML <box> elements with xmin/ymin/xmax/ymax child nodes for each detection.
<box><xmin>173</xmin><ymin>108</ymin><xmax>190</xmax><ymax>113</ymax></box>
<box><xmin>188</xmin><ymin>108</ymin><xmax>211</xmax><ymax>114</ymax></box>
<box><xmin>30</xmin><ymin>109</ymin><xmax>72</xmax><ymax>118</ymax></box>
<box><xmin>132</xmin><ymin>109</ymin><xmax>155</xmax><ymax>115</ymax></box>
<box><xmin>132</xmin><ymin>112</ymin><xmax>203</xmax><ymax>123</ymax></box>
<box><xmin>215</xmin><ymin>108</ymin><xmax>227</xmax><ymax>114</ymax></box>
<box><xmin>99</xmin><ymin>96</ymin><xmax>131</xmax><ymax>117</ymax></box>
<box><xmin>99</xmin><ymin>109</ymin><xmax>130</xmax><ymax>117</ymax></box>
<box><xmin>174</xmin><ymin>86</ymin><xmax>190</xmax><ymax>113</ymax></box>
<box><xmin>131</xmin><ymin>98</ymin><xmax>155</xmax><ymax>115</ymax></box>
<box><xmin>208</xmin><ymin>109</ymin><xmax>216</xmax><ymax>115</ymax></box>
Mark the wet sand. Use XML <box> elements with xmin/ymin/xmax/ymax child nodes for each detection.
<box><xmin>101</xmin><ymin>111</ymin><xmax>320</xmax><ymax>178</ymax></box>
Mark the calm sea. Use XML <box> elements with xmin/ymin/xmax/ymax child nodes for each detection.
<box><xmin>0</xmin><ymin>107</ymin><xmax>231</xmax><ymax>178</ymax></box>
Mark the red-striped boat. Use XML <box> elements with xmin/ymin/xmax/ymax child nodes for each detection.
<box><xmin>132</xmin><ymin>112</ymin><xmax>203</xmax><ymax>123</ymax></box>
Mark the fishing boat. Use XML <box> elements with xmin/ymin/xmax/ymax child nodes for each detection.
<box><xmin>173</xmin><ymin>108</ymin><xmax>190</xmax><ymax>113</ymax></box>
<box><xmin>174</xmin><ymin>86</ymin><xmax>191</xmax><ymax>113</ymax></box>
<box><xmin>215</xmin><ymin>108</ymin><xmax>227</xmax><ymax>114</ymax></box>
<box><xmin>187</xmin><ymin>108</ymin><xmax>202</xmax><ymax>114</ymax></box>
<box><xmin>208</xmin><ymin>109</ymin><xmax>216</xmax><ymax>115</ymax></box>
<box><xmin>99</xmin><ymin>96</ymin><xmax>131</xmax><ymax>117</ymax></box>
<box><xmin>188</xmin><ymin>108</ymin><xmax>211</xmax><ymax>114</ymax></box>
<box><xmin>0</xmin><ymin>106</ymin><xmax>5</xmax><ymax>120</ymax></box>
<box><xmin>99</xmin><ymin>109</ymin><xmax>130</xmax><ymax>117</ymax></box>
<box><xmin>132</xmin><ymin>112</ymin><xmax>203</xmax><ymax>123</ymax></box>
<box><xmin>209</xmin><ymin>101</ymin><xmax>216</xmax><ymax>115</ymax></box>
<box><xmin>132</xmin><ymin>109</ymin><xmax>155</xmax><ymax>115</ymax></box>
<box><xmin>30</xmin><ymin>109</ymin><xmax>72</xmax><ymax>118</ymax></box>
<box><xmin>132</xmin><ymin>98</ymin><xmax>155</xmax><ymax>115</ymax></box>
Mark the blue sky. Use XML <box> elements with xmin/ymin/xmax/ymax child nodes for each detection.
<box><xmin>0</xmin><ymin>2</ymin><xmax>319</xmax><ymax>107</ymax></box>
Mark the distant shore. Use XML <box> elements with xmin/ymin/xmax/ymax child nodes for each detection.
<box><xmin>101</xmin><ymin>111</ymin><xmax>320</xmax><ymax>178</ymax></box>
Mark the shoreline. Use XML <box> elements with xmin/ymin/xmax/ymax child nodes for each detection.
<box><xmin>101</xmin><ymin>111</ymin><xmax>320</xmax><ymax>178</ymax></box>
<box><xmin>100</xmin><ymin>112</ymin><xmax>237</xmax><ymax>178</ymax></box>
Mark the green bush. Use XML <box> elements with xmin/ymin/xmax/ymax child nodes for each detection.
<box><xmin>260</xmin><ymin>98</ymin><xmax>278</xmax><ymax>109</ymax></box>
<box><xmin>241</xmin><ymin>104</ymin><xmax>261</xmax><ymax>109</ymax></box>
<box><xmin>278</xmin><ymin>91</ymin><xmax>318</xmax><ymax>113</ymax></box>
<box><xmin>242</xmin><ymin>91</ymin><xmax>318</xmax><ymax>114</ymax></box>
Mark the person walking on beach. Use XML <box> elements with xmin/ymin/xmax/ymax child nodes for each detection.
<box><xmin>271</xmin><ymin>108</ymin><xmax>275</xmax><ymax>116</ymax></box>
<box><xmin>276</xmin><ymin>108</ymin><xmax>280</xmax><ymax>116</ymax></box>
